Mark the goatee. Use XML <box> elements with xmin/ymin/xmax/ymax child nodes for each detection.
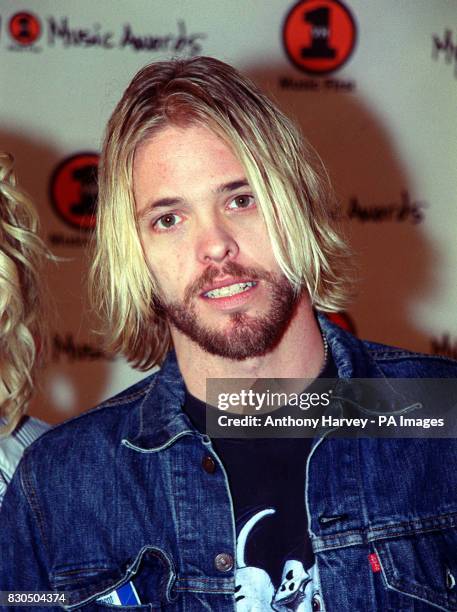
<box><xmin>160</xmin><ymin>261</ymin><xmax>298</xmax><ymax>360</ymax></box>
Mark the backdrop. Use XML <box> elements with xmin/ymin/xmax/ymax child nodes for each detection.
<box><xmin>0</xmin><ymin>0</ymin><xmax>456</xmax><ymax>424</ymax></box>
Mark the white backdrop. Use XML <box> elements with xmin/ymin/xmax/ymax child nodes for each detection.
<box><xmin>0</xmin><ymin>0</ymin><xmax>456</xmax><ymax>424</ymax></box>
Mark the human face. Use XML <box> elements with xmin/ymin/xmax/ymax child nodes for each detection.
<box><xmin>134</xmin><ymin>124</ymin><xmax>297</xmax><ymax>360</ymax></box>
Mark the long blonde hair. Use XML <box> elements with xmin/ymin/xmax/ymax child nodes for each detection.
<box><xmin>0</xmin><ymin>153</ymin><xmax>49</xmax><ymax>436</ymax></box>
<box><xmin>90</xmin><ymin>57</ymin><xmax>352</xmax><ymax>370</ymax></box>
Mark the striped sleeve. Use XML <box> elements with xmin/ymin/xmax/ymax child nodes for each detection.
<box><xmin>0</xmin><ymin>416</ymin><xmax>50</xmax><ymax>508</ymax></box>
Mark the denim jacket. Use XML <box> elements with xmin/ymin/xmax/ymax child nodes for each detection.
<box><xmin>1</xmin><ymin>315</ymin><xmax>457</xmax><ymax>611</ymax></box>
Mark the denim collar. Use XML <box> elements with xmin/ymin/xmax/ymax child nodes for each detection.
<box><xmin>125</xmin><ymin>313</ymin><xmax>381</xmax><ymax>449</ymax></box>
<box><xmin>316</xmin><ymin>312</ymin><xmax>383</xmax><ymax>378</ymax></box>
<box><xmin>125</xmin><ymin>350</ymin><xmax>193</xmax><ymax>450</ymax></box>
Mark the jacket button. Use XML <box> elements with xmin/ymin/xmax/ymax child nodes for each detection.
<box><xmin>214</xmin><ymin>553</ymin><xmax>234</xmax><ymax>572</ymax></box>
<box><xmin>202</xmin><ymin>455</ymin><xmax>216</xmax><ymax>474</ymax></box>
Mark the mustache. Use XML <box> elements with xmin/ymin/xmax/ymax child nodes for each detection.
<box><xmin>184</xmin><ymin>261</ymin><xmax>276</xmax><ymax>303</ymax></box>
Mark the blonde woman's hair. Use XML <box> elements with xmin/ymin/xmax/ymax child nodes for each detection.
<box><xmin>0</xmin><ymin>153</ymin><xmax>49</xmax><ymax>436</ymax></box>
<box><xmin>91</xmin><ymin>56</ymin><xmax>352</xmax><ymax>370</ymax></box>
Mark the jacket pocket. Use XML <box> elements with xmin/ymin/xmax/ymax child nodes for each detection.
<box><xmin>50</xmin><ymin>546</ymin><xmax>176</xmax><ymax>610</ymax></box>
<box><xmin>375</xmin><ymin>527</ymin><xmax>457</xmax><ymax>611</ymax></box>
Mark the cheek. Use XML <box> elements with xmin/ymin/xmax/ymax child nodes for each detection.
<box><xmin>145</xmin><ymin>247</ymin><xmax>190</xmax><ymax>295</ymax></box>
<box><xmin>242</xmin><ymin>227</ymin><xmax>278</xmax><ymax>269</ymax></box>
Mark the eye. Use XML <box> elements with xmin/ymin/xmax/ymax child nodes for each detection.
<box><xmin>227</xmin><ymin>195</ymin><xmax>256</xmax><ymax>210</ymax></box>
<box><xmin>153</xmin><ymin>212</ymin><xmax>182</xmax><ymax>231</ymax></box>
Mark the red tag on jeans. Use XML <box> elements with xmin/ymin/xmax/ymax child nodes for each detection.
<box><xmin>369</xmin><ymin>553</ymin><xmax>381</xmax><ymax>573</ymax></box>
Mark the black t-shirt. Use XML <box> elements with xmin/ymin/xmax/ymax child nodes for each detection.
<box><xmin>183</xmin><ymin>353</ymin><xmax>337</xmax><ymax>610</ymax></box>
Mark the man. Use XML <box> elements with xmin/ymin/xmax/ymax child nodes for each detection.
<box><xmin>1</xmin><ymin>57</ymin><xmax>457</xmax><ymax>611</ymax></box>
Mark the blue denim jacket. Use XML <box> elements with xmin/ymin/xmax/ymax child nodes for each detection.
<box><xmin>1</xmin><ymin>315</ymin><xmax>457</xmax><ymax>611</ymax></box>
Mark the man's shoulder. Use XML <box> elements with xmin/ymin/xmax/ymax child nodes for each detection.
<box><xmin>319</xmin><ymin>313</ymin><xmax>457</xmax><ymax>378</ymax></box>
<box><xmin>361</xmin><ymin>337</ymin><xmax>457</xmax><ymax>378</ymax></box>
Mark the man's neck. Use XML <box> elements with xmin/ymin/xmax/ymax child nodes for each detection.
<box><xmin>171</xmin><ymin>297</ymin><xmax>325</xmax><ymax>403</ymax></box>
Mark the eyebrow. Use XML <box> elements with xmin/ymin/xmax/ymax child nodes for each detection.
<box><xmin>137</xmin><ymin>178</ymin><xmax>250</xmax><ymax>220</ymax></box>
<box><xmin>215</xmin><ymin>179</ymin><xmax>250</xmax><ymax>194</ymax></box>
<box><xmin>137</xmin><ymin>197</ymin><xmax>181</xmax><ymax>220</ymax></box>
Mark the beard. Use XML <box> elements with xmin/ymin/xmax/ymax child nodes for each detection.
<box><xmin>158</xmin><ymin>261</ymin><xmax>298</xmax><ymax>361</ymax></box>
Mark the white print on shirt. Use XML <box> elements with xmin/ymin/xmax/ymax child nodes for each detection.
<box><xmin>234</xmin><ymin>508</ymin><xmax>323</xmax><ymax>611</ymax></box>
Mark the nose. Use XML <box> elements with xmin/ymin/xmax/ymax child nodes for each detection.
<box><xmin>195</xmin><ymin>216</ymin><xmax>239</xmax><ymax>265</ymax></box>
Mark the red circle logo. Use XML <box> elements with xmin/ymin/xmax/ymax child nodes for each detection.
<box><xmin>283</xmin><ymin>0</ymin><xmax>357</xmax><ymax>75</ymax></box>
<box><xmin>50</xmin><ymin>153</ymin><xmax>99</xmax><ymax>231</ymax></box>
<box><xmin>327</xmin><ymin>312</ymin><xmax>356</xmax><ymax>335</ymax></box>
<box><xmin>9</xmin><ymin>12</ymin><xmax>41</xmax><ymax>46</ymax></box>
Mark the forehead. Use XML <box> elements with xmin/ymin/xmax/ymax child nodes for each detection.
<box><xmin>134</xmin><ymin>124</ymin><xmax>241</xmax><ymax>174</ymax></box>
<box><xmin>133</xmin><ymin>124</ymin><xmax>246</xmax><ymax>205</ymax></box>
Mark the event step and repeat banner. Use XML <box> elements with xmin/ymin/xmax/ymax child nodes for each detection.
<box><xmin>0</xmin><ymin>0</ymin><xmax>456</xmax><ymax>423</ymax></box>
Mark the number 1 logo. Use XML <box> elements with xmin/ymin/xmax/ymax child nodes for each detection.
<box><xmin>283</xmin><ymin>0</ymin><xmax>357</xmax><ymax>75</ymax></box>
